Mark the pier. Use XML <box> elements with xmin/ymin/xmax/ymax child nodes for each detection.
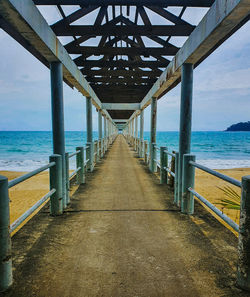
<box><xmin>1</xmin><ymin>0</ymin><xmax>250</xmax><ymax>295</ymax></box>
<box><xmin>0</xmin><ymin>135</ymin><xmax>245</xmax><ymax>296</ymax></box>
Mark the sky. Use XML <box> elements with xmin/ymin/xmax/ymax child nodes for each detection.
<box><xmin>0</xmin><ymin>6</ymin><xmax>250</xmax><ymax>132</ymax></box>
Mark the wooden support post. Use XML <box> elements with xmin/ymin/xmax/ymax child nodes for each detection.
<box><xmin>86</xmin><ymin>97</ymin><xmax>93</xmax><ymax>171</ymax></box>
<box><xmin>174</xmin><ymin>152</ymin><xmax>179</xmax><ymax>206</ymax></box>
<box><xmin>140</xmin><ymin>110</ymin><xmax>144</xmax><ymax>158</ymax></box>
<box><xmin>49</xmin><ymin>154</ymin><xmax>63</xmax><ymax>216</ymax></box>
<box><xmin>50</xmin><ymin>62</ymin><xmax>66</xmax><ymax>209</ymax></box>
<box><xmin>76</xmin><ymin>147</ymin><xmax>85</xmax><ymax>184</ymax></box>
<box><xmin>150</xmin><ymin>97</ymin><xmax>157</xmax><ymax>172</ymax></box>
<box><xmin>65</xmin><ymin>152</ymin><xmax>70</xmax><ymax>204</ymax></box>
<box><xmin>0</xmin><ymin>176</ymin><xmax>12</xmax><ymax>292</ymax></box>
<box><xmin>178</xmin><ymin>63</ymin><xmax>193</xmax><ymax>206</ymax></box>
<box><xmin>237</xmin><ymin>176</ymin><xmax>250</xmax><ymax>290</ymax></box>
<box><xmin>181</xmin><ymin>154</ymin><xmax>195</xmax><ymax>214</ymax></box>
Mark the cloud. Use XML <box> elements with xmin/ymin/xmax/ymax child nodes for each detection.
<box><xmin>196</xmin><ymin>68</ymin><xmax>250</xmax><ymax>92</ymax></box>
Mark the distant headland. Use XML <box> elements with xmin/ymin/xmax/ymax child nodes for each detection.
<box><xmin>225</xmin><ymin>121</ymin><xmax>250</xmax><ymax>131</ymax></box>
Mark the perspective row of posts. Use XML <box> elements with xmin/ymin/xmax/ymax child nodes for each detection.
<box><xmin>121</xmin><ymin>63</ymin><xmax>250</xmax><ymax>291</ymax></box>
<box><xmin>0</xmin><ymin>61</ymin><xmax>118</xmax><ymax>292</ymax></box>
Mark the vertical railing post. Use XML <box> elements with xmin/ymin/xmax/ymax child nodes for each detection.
<box><xmin>174</xmin><ymin>152</ymin><xmax>179</xmax><ymax>206</ymax></box>
<box><xmin>135</xmin><ymin>116</ymin><xmax>138</xmax><ymax>151</ymax></box>
<box><xmin>160</xmin><ymin>147</ymin><xmax>168</xmax><ymax>184</ymax></box>
<box><xmin>160</xmin><ymin>147</ymin><xmax>166</xmax><ymax>184</ymax></box>
<box><xmin>237</xmin><ymin>176</ymin><xmax>250</xmax><ymax>290</ymax></box>
<box><xmin>49</xmin><ymin>154</ymin><xmax>63</xmax><ymax>216</ymax></box>
<box><xmin>95</xmin><ymin>141</ymin><xmax>98</xmax><ymax>163</ymax></box>
<box><xmin>181</xmin><ymin>154</ymin><xmax>195</xmax><ymax>214</ymax></box>
<box><xmin>76</xmin><ymin>147</ymin><xmax>85</xmax><ymax>184</ymax></box>
<box><xmin>150</xmin><ymin>143</ymin><xmax>157</xmax><ymax>173</ymax></box>
<box><xmin>98</xmin><ymin>110</ymin><xmax>103</xmax><ymax>158</ymax></box>
<box><xmin>140</xmin><ymin>110</ymin><xmax>144</xmax><ymax>158</ymax></box>
<box><xmin>86</xmin><ymin>97</ymin><xmax>93</xmax><ymax>171</ymax></box>
<box><xmin>144</xmin><ymin>141</ymin><xmax>147</xmax><ymax>163</ymax></box>
<box><xmin>131</xmin><ymin>118</ymin><xmax>134</xmax><ymax>148</ymax></box>
<box><xmin>104</xmin><ymin>116</ymin><xmax>107</xmax><ymax>152</ymax></box>
<box><xmin>50</xmin><ymin>62</ymin><xmax>66</xmax><ymax>209</ymax></box>
<box><xmin>150</xmin><ymin>97</ymin><xmax>157</xmax><ymax>172</ymax></box>
<box><xmin>0</xmin><ymin>176</ymin><xmax>12</xmax><ymax>292</ymax></box>
<box><xmin>178</xmin><ymin>63</ymin><xmax>193</xmax><ymax>208</ymax></box>
<box><xmin>86</xmin><ymin>142</ymin><xmax>93</xmax><ymax>172</ymax></box>
<box><xmin>65</xmin><ymin>152</ymin><xmax>70</xmax><ymax>204</ymax></box>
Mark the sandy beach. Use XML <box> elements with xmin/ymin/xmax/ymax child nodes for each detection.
<box><xmin>1</xmin><ymin>167</ymin><xmax>249</xmax><ymax>235</ymax></box>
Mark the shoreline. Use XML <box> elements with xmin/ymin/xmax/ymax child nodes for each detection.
<box><xmin>1</xmin><ymin>167</ymin><xmax>249</xmax><ymax>235</ymax></box>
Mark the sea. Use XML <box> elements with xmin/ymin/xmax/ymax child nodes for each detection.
<box><xmin>0</xmin><ymin>131</ymin><xmax>250</xmax><ymax>171</ymax></box>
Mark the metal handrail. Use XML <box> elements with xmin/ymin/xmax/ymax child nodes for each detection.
<box><xmin>188</xmin><ymin>187</ymin><xmax>239</xmax><ymax>232</ymax></box>
<box><xmin>68</xmin><ymin>150</ymin><xmax>80</xmax><ymax>158</ymax></box>
<box><xmin>69</xmin><ymin>167</ymin><xmax>81</xmax><ymax>179</ymax></box>
<box><xmin>164</xmin><ymin>150</ymin><xmax>175</xmax><ymax>157</ymax></box>
<box><xmin>189</xmin><ymin>161</ymin><xmax>241</xmax><ymax>188</ymax></box>
<box><xmin>10</xmin><ymin>189</ymin><xmax>56</xmax><ymax>233</ymax></box>
<box><xmin>164</xmin><ymin>167</ymin><xmax>175</xmax><ymax>178</ymax></box>
<box><xmin>8</xmin><ymin>162</ymin><xmax>55</xmax><ymax>188</ymax></box>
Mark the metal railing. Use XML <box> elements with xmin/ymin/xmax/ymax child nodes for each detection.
<box><xmin>8</xmin><ymin>161</ymin><xmax>57</xmax><ymax>233</ymax></box>
<box><xmin>125</xmin><ymin>135</ymin><xmax>250</xmax><ymax>290</ymax></box>
<box><xmin>0</xmin><ymin>134</ymin><xmax>119</xmax><ymax>291</ymax></box>
<box><xmin>184</xmin><ymin>156</ymin><xmax>241</xmax><ymax>232</ymax></box>
<box><xmin>127</xmin><ymin>136</ymin><xmax>178</xmax><ymax>191</ymax></box>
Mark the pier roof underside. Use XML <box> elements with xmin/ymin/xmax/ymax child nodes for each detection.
<box><xmin>0</xmin><ymin>0</ymin><xmax>249</xmax><ymax>123</ymax></box>
<box><xmin>36</xmin><ymin>0</ymin><xmax>213</xmax><ymax>120</ymax></box>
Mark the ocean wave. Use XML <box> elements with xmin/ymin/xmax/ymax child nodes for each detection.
<box><xmin>7</xmin><ymin>148</ymin><xmax>29</xmax><ymax>153</ymax></box>
<box><xmin>0</xmin><ymin>159</ymin><xmax>77</xmax><ymax>172</ymax></box>
<box><xmin>198</xmin><ymin>159</ymin><xmax>250</xmax><ymax>169</ymax></box>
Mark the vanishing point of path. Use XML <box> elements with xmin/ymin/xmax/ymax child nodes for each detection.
<box><xmin>3</xmin><ymin>135</ymin><xmax>249</xmax><ymax>297</ymax></box>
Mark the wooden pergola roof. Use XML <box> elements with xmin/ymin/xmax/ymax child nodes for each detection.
<box><xmin>0</xmin><ymin>0</ymin><xmax>249</xmax><ymax>125</ymax></box>
<box><xmin>34</xmin><ymin>0</ymin><xmax>214</xmax><ymax>119</ymax></box>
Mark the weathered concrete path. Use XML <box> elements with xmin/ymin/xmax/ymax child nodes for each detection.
<box><xmin>4</xmin><ymin>135</ymin><xmax>248</xmax><ymax>296</ymax></box>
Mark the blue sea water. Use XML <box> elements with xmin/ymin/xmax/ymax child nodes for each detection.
<box><xmin>0</xmin><ymin>131</ymin><xmax>250</xmax><ymax>171</ymax></box>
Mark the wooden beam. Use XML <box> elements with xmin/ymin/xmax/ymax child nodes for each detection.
<box><xmin>67</xmin><ymin>46</ymin><xmax>178</xmax><ymax>56</ymax></box>
<box><xmin>102</xmin><ymin>103</ymin><xmax>140</xmax><ymax>110</ymax></box>
<box><xmin>53</xmin><ymin>24</ymin><xmax>195</xmax><ymax>36</ymax></box>
<box><xmin>87</xmin><ymin>76</ymin><xmax>156</xmax><ymax>84</ymax></box>
<box><xmin>140</xmin><ymin>0</ymin><xmax>250</xmax><ymax>110</ymax></box>
<box><xmin>146</xmin><ymin>6</ymin><xmax>191</xmax><ymax>25</ymax></box>
<box><xmin>93</xmin><ymin>85</ymin><xmax>150</xmax><ymax>92</ymax></box>
<box><xmin>51</xmin><ymin>6</ymin><xmax>98</xmax><ymax>29</ymax></box>
<box><xmin>81</xmin><ymin>68</ymin><xmax>162</xmax><ymax>77</ymax></box>
<box><xmin>0</xmin><ymin>0</ymin><xmax>114</xmax><ymax>123</ymax></box>
<box><xmin>34</xmin><ymin>0</ymin><xmax>214</xmax><ymax>7</ymax></box>
<box><xmin>113</xmin><ymin>119</ymin><xmax>128</xmax><ymax>122</ymax></box>
<box><xmin>75</xmin><ymin>59</ymin><xmax>169</xmax><ymax>68</ymax></box>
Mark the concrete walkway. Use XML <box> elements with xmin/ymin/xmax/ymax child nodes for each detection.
<box><xmin>3</xmin><ymin>135</ymin><xmax>248</xmax><ymax>297</ymax></box>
